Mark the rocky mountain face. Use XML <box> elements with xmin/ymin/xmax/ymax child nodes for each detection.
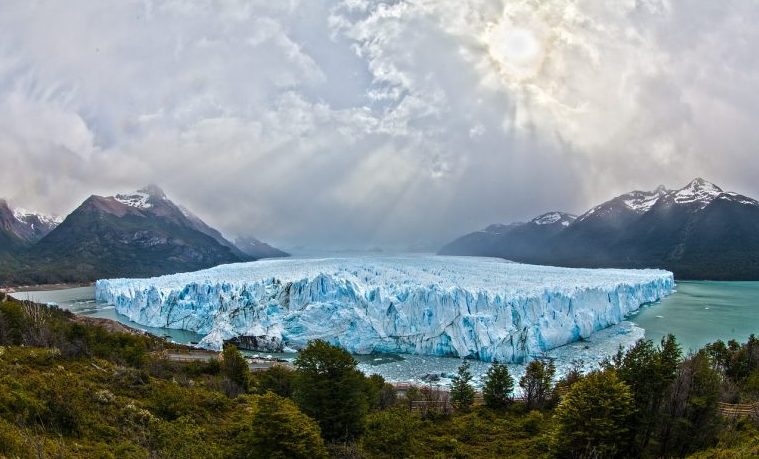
<box><xmin>0</xmin><ymin>186</ymin><xmax>286</xmax><ymax>285</ymax></box>
<box><xmin>0</xmin><ymin>200</ymin><xmax>60</xmax><ymax>247</ymax></box>
<box><xmin>440</xmin><ymin>179</ymin><xmax>759</xmax><ymax>280</ymax></box>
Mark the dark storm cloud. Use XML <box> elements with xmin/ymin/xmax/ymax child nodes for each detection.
<box><xmin>0</xmin><ymin>0</ymin><xmax>757</xmax><ymax>249</ymax></box>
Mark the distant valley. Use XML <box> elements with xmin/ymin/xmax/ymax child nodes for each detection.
<box><xmin>0</xmin><ymin>186</ymin><xmax>287</xmax><ymax>286</ymax></box>
<box><xmin>440</xmin><ymin>178</ymin><xmax>759</xmax><ymax>280</ymax></box>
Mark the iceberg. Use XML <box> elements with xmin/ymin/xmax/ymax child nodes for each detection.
<box><xmin>95</xmin><ymin>256</ymin><xmax>674</xmax><ymax>362</ymax></box>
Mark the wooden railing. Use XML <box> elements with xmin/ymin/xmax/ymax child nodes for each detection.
<box><xmin>717</xmin><ymin>402</ymin><xmax>759</xmax><ymax>418</ymax></box>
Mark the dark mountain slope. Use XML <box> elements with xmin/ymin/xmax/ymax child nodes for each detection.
<box><xmin>0</xmin><ymin>187</ymin><xmax>247</xmax><ymax>285</ymax></box>
<box><xmin>0</xmin><ymin>199</ymin><xmax>61</xmax><ymax>246</ymax></box>
<box><xmin>234</xmin><ymin>236</ymin><xmax>289</xmax><ymax>259</ymax></box>
<box><xmin>439</xmin><ymin>179</ymin><xmax>759</xmax><ymax>280</ymax></box>
<box><xmin>440</xmin><ymin>212</ymin><xmax>576</xmax><ymax>263</ymax></box>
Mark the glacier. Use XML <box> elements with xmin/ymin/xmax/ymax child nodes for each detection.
<box><xmin>95</xmin><ymin>256</ymin><xmax>674</xmax><ymax>362</ymax></box>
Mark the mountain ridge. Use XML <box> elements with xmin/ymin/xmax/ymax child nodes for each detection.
<box><xmin>0</xmin><ymin>186</ymin><xmax>287</xmax><ymax>285</ymax></box>
<box><xmin>439</xmin><ymin>178</ymin><xmax>759</xmax><ymax>280</ymax></box>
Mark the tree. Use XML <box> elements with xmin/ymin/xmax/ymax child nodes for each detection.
<box><xmin>365</xmin><ymin>373</ymin><xmax>397</xmax><ymax>411</ymax></box>
<box><xmin>519</xmin><ymin>359</ymin><xmax>555</xmax><ymax>410</ymax></box>
<box><xmin>482</xmin><ymin>360</ymin><xmax>514</xmax><ymax>409</ymax></box>
<box><xmin>614</xmin><ymin>335</ymin><xmax>681</xmax><ymax>452</ymax></box>
<box><xmin>362</xmin><ymin>408</ymin><xmax>420</xmax><ymax>459</ymax></box>
<box><xmin>450</xmin><ymin>361</ymin><xmax>476</xmax><ymax>412</ymax></box>
<box><xmin>656</xmin><ymin>351</ymin><xmax>721</xmax><ymax>457</ymax></box>
<box><xmin>222</xmin><ymin>343</ymin><xmax>250</xmax><ymax>392</ymax></box>
<box><xmin>235</xmin><ymin>392</ymin><xmax>328</xmax><ymax>459</ymax></box>
<box><xmin>255</xmin><ymin>365</ymin><xmax>295</xmax><ymax>397</ymax></box>
<box><xmin>293</xmin><ymin>340</ymin><xmax>369</xmax><ymax>441</ymax></box>
<box><xmin>551</xmin><ymin>370</ymin><xmax>635</xmax><ymax>459</ymax></box>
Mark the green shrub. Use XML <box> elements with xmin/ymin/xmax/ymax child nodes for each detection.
<box><xmin>362</xmin><ymin>407</ymin><xmax>420</xmax><ymax>458</ymax></box>
<box><xmin>255</xmin><ymin>365</ymin><xmax>295</xmax><ymax>397</ymax></box>
<box><xmin>234</xmin><ymin>392</ymin><xmax>328</xmax><ymax>459</ymax></box>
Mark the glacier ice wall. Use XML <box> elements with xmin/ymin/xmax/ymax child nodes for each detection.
<box><xmin>95</xmin><ymin>256</ymin><xmax>674</xmax><ymax>362</ymax></box>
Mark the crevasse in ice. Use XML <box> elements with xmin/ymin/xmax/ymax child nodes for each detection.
<box><xmin>95</xmin><ymin>256</ymin><xmax>674</xmax><ymax>362</ymax></box>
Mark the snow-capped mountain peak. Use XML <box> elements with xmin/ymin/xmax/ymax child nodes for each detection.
<box><xmin>531</xmin><ymin>212</ymin><xmax>577</xmax><ymax>227</ymax></box>
<box><xmin>113</xmin><ymin>185</ymin><xmax>167</xmax><ymax>209</ymax></box>
<box><xmin>0</xmin><ymin>200</ymin><xmax>62</xmax><ymax>242</ymax></box>
<box><xmin>13</xmin><ymin>208</ymin><xmax>63</xmax><ymax>226</ymax></box>
<box><xmin>672</xmin><ymin>178</ymin><xmax>723</xmax><ymax>208</ymax></box>
<box><xmin>621</xmin><ymin>185</ymin><xmax>671</xmax><ymax>213</ymax></box>
<box><xmin>114</xmin><ymin>192</ymin><xmax>152</xmax><ymax>209</ymax></box>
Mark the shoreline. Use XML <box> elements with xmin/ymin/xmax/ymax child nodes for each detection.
<box><xmin>0</xmin><ymin>282</ymin><xmax>94</xmax><ymax>294</ymax></box>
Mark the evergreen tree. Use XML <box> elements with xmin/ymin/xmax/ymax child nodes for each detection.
<box><xmin>293</xmin><ymin>340</ymin><xmax>369</xmax><ymax>441</ymax></box>
<box><xmin>236</xmin><ymin>392</ymin><xmax>328</xmax><ymax>459</ymax></box>
<box><xmin>482</xmin><ymin>360</ymin><xmax>514</xmax><ymax>409</ymax></box>
<box><xmin>551</xmin><ymin>370</ymin><xmax>635</xmax><ymax>459</ymax></box>
<box><xmin>519</xmin><ymin>359</ymin><xmax>555</xmax><ymax>410</ymax></box>
<box><xmin>450</xmin><ymin>361</ymin><xmax>476</xmax><ymax>412</ymax></box>
<box><xmin>222</xmin><ymin>343</ymin><xmax>250</xmax><ymax>392</ymax></box>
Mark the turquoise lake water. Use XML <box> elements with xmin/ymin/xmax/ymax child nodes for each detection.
<box><xmin>630</xmin><ymin>281</ymin><xmax>759</xmax><ymax>353</ymax></box>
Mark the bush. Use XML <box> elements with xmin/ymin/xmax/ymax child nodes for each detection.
<box><xmin>362</xmin><ymin>408</ymin><xmax>420</xmax><ymax>458</ymax></box>
<box><xmin>551</xmin><ymin>370</ymin><xmax>635</xmax><ymax>458</ymax></box>
<box><xmin>222</xmin><ymin>343</ymin><xmax>250</xmax><ymax>393</ymax></box>
<box><xmin>235</xmin><ymin>392</ymin><xmax>328</xmax><ymax>459</ymax></box>
<box><xmin>255</xmin><ymin>365</ymin><xmax>295</xmax><ymax>397</ymax></box>
<box><xmin>365</xmin><ymin>373</ymin><xmax>397</xmax><ymax>411</ymax></box>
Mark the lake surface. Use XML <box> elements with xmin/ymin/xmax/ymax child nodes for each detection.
<box><xmin>11</xmin><ymin>280</ymin><xmax>759</xmax><ymax>386</ymax></box>
<box><xmin>630</xmin><ymin>281</ymin><xmax>759</xmax><ymax>353</ymax></box>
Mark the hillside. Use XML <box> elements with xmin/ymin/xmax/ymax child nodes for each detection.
<box><xmin>0</xmin><ymin>293</ymin><xmax>757</xmax><ymax>458</ymax></box>
<box><xmin>0</xmin><ymin>186</ymin><xmax>284</xmax><ymax>285</ymax></box>
<box><xmin>440</xmin><ymin>179</ymin><xmax>759</xmax><ymax>280</ymax></box>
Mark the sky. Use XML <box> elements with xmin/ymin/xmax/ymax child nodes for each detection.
<box><xmin>1</xmin><ymin>0</ymin><xmax>758</xmax><ymax>250</ymax></box>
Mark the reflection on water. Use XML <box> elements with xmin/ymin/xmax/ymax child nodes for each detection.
<box><xmin>12</xmin><ymin>281</ymin><xmax>759</xmax><ymax>386</ymax></box>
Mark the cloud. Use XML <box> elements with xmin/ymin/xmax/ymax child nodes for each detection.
<box><xmin>0</xmin><ymin>0</ymin><xmax>757</xmax><ymax>249</ymax></box>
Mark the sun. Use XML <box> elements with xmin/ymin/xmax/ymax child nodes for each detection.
<box><xmin>484</xmin><ymin>19</ymin><xmax>546</xmax><ymax>82</ymax></box>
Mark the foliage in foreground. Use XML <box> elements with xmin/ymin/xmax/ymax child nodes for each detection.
<box><xmin>1</xmin><ymin>294</ymin><xmax>759</xmax><ymax>458</ymax></box>
<box><xmin>552</xmin><ymin>370</ymin><xmax>635</xmax><ymax>458</ymax></box>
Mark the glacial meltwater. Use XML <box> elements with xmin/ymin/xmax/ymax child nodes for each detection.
<box><xmin>11</xmin><ymin>280</ymin><xmax>759</xmax><ymax>387</ymax></box>
<box><xmin>629</xmin><ymin>281</ymin><xmax>759</xmax><ymax>353</ymax></box>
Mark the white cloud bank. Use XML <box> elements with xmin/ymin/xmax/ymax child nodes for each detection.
<box><xmin>0</xmin><ymin>0</ymin><xmax>758</xmax><ymax>249</ymax></box>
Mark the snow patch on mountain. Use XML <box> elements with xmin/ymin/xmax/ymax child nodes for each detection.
<box><xmin>672</xmin><ymin>178</ymin><xmax>723</xmax><ymax>208</ymax></box>
<box><xmin>532</xmin><ymin>212</ymin><xmax>576</xmax><ymax>226</ymax></box>
<box><xmin>718</xmin><ymin>192</ymin><xmax>758</xmax><ymax>207</ymax></box>
<box><xmin>622</xmin><ymin>185</ymin><xmax>670</xmax><ymax>213</ymax></box>
<box><xmin>13</xmin><ymin>208</ymin><xmax>63</xmax><ymax>226</ymax></box>
<box><xmin>114</xmin><ymin>192</ymin><xmax>153</xmax><ymax>209</ymax></box>
<box><xmin>96</xmin><ymin>256</ymin><xmax>674</xmax><ymax>362</ymax></box>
